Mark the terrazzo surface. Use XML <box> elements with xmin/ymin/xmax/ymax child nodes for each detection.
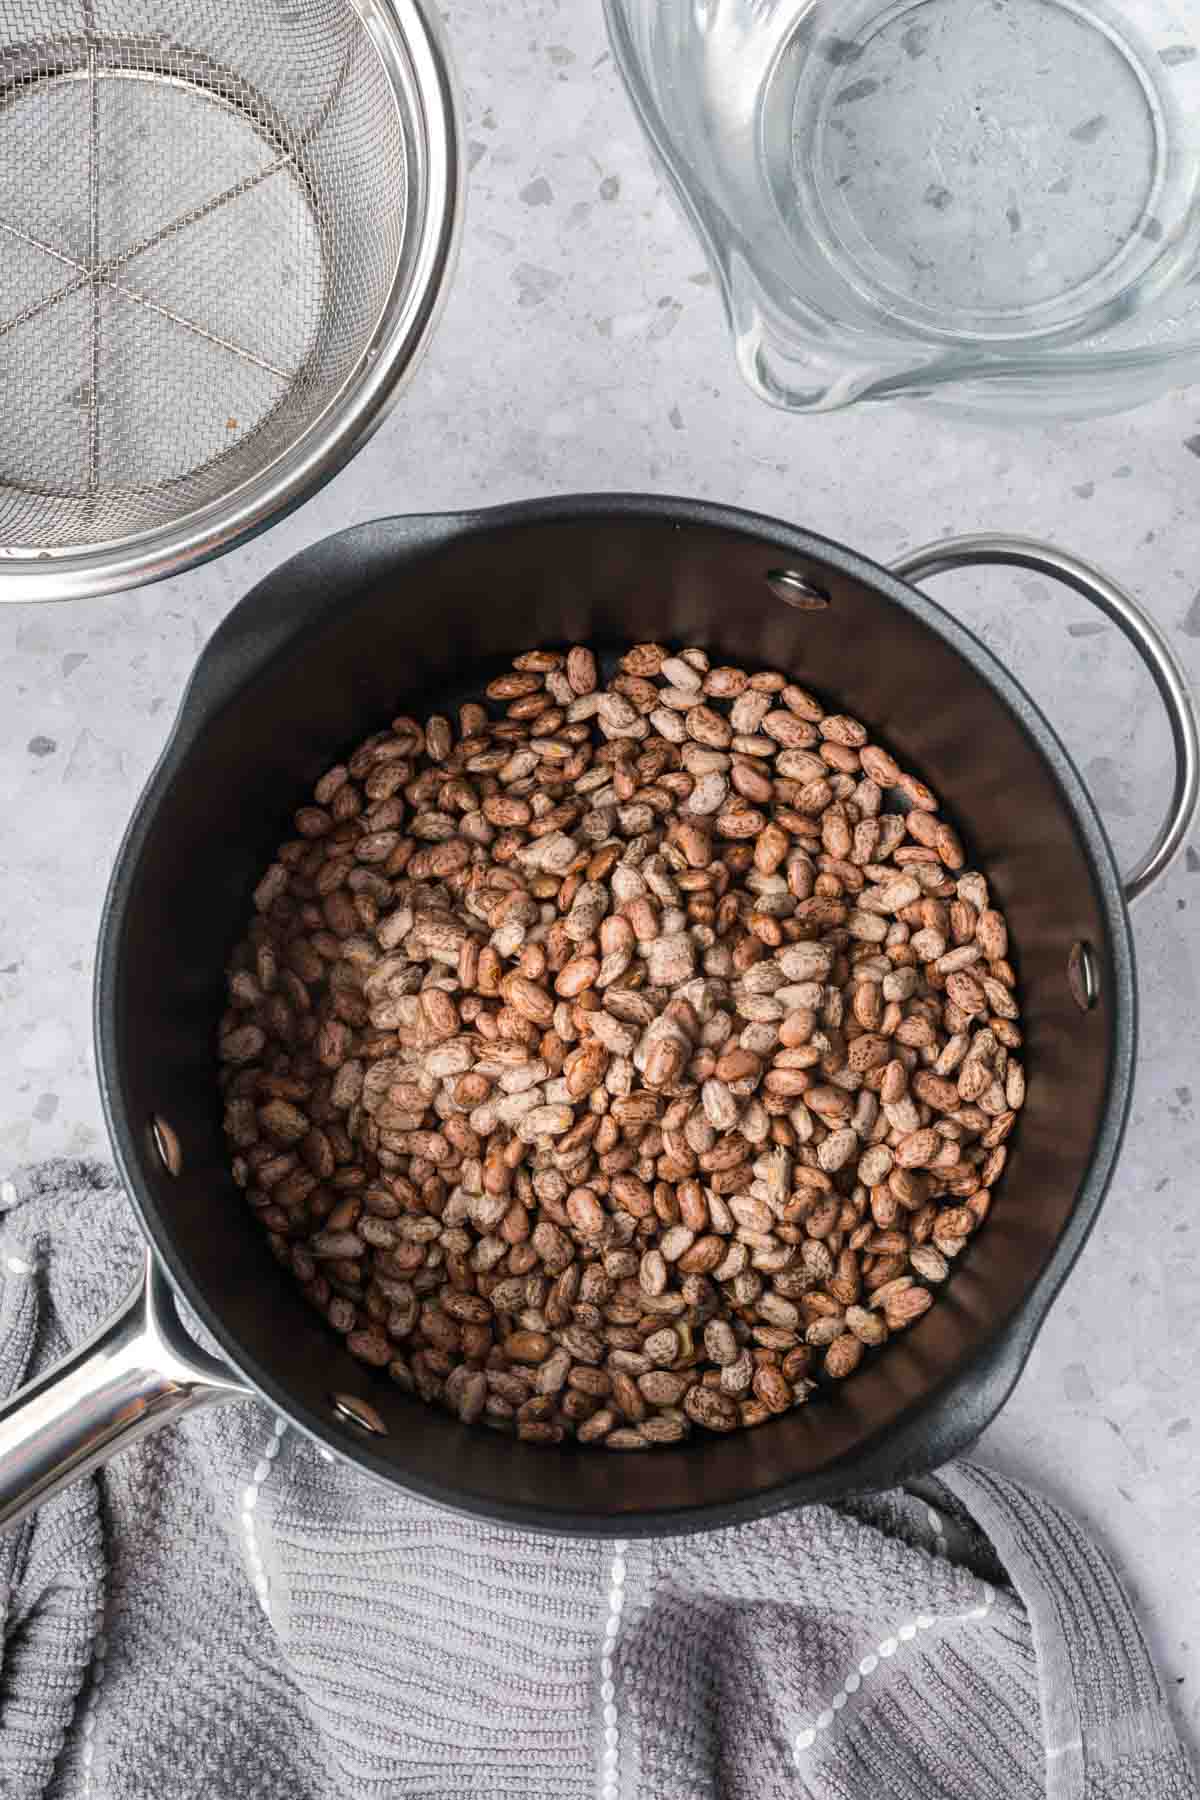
<box><xmin>0</xmin><ymin>0</ymin><xmax>1197</xmax><ymax>1753</ymax></box>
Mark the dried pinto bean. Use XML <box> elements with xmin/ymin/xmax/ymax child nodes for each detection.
<box><xmin>222</xmin><ymin>638</ymin><xmax>1024</xmax><ymax>1447</ymax></box>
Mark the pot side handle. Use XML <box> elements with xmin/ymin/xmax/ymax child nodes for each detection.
<box><xmin>893</xmin><ymin>535</ymin><xmax>1199</xmax><ymax>904</ymax></box>
<box><xmin>0</xmin><ymin>1251</ymin><xmax>250</xmax><ymax>1536</ymax></box>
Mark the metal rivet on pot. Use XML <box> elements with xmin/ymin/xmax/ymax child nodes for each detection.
<box><xmin>150</xmin><ymin>1115</ymin><xmax>183</xmax><ymax>1176</ymax></box>
<box><xmin>1067</xmin><ymin>940</ymin><xmax>1100</xmax><ymax>1013</ymax></box>
<box><xmin>767</xmin><ymin>569</ymin><xmax>830</xmax><ymax>610</ymax></box>
<box><xmin>330</xmin><ymin>1393</ymin><xmax>388</xmax><ymax>1437</ymax></box>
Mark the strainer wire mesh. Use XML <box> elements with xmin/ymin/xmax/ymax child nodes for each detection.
<box><xmin>0</xmin><ymin>0</ymin><xmax>408</xmax><ymax>552</ymax></box>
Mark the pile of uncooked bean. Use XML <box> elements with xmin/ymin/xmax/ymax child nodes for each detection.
<box><xmin>219</xmin><ymin>641</ymin><xmax>1024</xmax><ymax>1448</ymax></box>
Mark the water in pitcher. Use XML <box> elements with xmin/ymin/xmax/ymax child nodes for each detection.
<box><xmin>647</xmin><ymin>0</ymin><xmax>1200</xmax><ymax>344</ymax></box>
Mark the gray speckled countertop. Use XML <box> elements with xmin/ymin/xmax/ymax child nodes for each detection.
<box><xmin>1</xmin><ymin>0</ymin><xmax>1198</xmax><ymax>1749</ymax></box>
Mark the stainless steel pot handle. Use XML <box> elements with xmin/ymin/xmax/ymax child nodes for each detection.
<box><xmin>893</xmin><ymin>534</ymin><xmax>1199</xmax><ymax>904</ymax></box>
<box><xmin>0</xmin><ymin>1250</ymin><xmax>250</xmax><ymax>1535</ymax></box>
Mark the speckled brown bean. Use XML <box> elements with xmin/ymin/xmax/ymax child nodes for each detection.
<box><xmin>683</xmin><ymin>1384</ymin><xmax>738</xmax><ymax>1432</ymax></box>
<box><xmin>225</xmin><ymin>635</ymin><xmax>1023</xmax><ymax>1452</ymax></box>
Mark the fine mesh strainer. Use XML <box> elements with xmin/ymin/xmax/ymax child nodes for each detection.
<box><xmin>0</xmin><ymin>0</ymin><xmax>459</xmax><ymax>600</ymax></box>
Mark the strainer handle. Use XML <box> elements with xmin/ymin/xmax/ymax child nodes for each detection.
<box><xmin>893</xmin><ymin>535</ymin><xmax>1199</xmax><ymax>905</ymax></box>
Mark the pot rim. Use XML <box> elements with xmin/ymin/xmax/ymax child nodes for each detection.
<box><xmin>94</xmin><ymin>491</ymin><xmax>1137</xmax><ymax>1533</ymax></box>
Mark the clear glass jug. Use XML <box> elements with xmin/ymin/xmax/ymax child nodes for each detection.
<box><xmin>604</xmin><ymin>0</ymin><xmax>1200</xmax><ymax>416</ymax></box>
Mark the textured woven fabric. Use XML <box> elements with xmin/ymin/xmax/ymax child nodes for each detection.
<box><xmin>0</xmin><ymin>1160</ymin><xmax>1194</xmax><ymax>1800</ymax></box>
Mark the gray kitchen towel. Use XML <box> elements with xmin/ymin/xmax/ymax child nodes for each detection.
<box><xmin>0</xmin><ymin>1161</ymin><xmax>1194</xmax><ymax>1800</ymax></box>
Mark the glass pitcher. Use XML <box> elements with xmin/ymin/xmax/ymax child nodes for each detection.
<box><xmin>604</xmin><ymin>0</ymin><xmax>1200</xmax><ymax>416</ymax></box>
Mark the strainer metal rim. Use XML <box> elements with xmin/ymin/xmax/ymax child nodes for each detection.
<box><xmin>0</xmin><ymin>0</ymin><xmax>462</xmax><ymax>605</ymax></box>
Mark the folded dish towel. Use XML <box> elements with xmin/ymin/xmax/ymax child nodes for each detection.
<box><xmin>0</xmin><ymin>1159</ymin><xmax>1194</xmax><ymax>1800</ymax></box>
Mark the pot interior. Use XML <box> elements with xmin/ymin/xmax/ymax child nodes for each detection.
<box><xmin>99</xmin><ymin>504</ymin><xmax>1130</xmax><ymax>1531</ymax></box>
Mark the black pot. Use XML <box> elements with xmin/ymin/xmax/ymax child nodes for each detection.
<box><xmin>1</xmin><ymin>496</ymin><xmax>1194</xmax><ymax>1536</ymax></box>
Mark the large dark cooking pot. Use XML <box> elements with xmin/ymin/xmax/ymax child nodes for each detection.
<box><xmin>1</xmin><ymin>496</ymin><xmax>1195</xmax><ymax>1537</ymax></box>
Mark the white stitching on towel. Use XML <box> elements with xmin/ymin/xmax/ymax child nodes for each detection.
<box><xmin>598</xmin><ymin>1539</ymin><xmax>629</xmax><ymax>1800</ymax></box>
<box><xmin>240</xmin><ymin>1416</ymin><xmax>287</xmax><ymax>1618</ymax></box>
<box><xmin>792</xmin><ymin>1583</ymin><xmax>996</xmax><ymax>1762</ymax></box>
<box><xmin>926</xmin><ymin>1503</ymin><xmax>950</xmax><ymax>1559</ymax></box>
<box><xmin>80</xmin><ymin>1630</ymin><xmax>109</xmax><ymax>1797</ymax></box>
